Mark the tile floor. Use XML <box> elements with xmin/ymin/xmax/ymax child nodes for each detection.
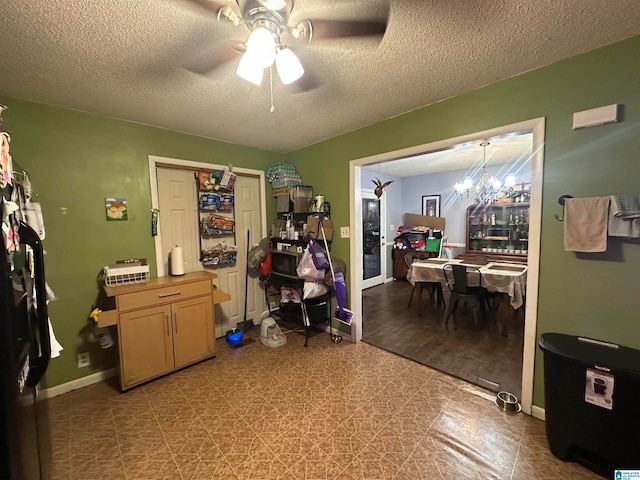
<box><xmin>43</xmin><ymin>331</ymin><xmax>603</xmax><ymax>480</ymax></box>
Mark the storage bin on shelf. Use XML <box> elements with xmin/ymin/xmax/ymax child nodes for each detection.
<box><xmin>103</xmin><ymin>263</ymin><xmax>150</xmax><ymax>286</ymax></box>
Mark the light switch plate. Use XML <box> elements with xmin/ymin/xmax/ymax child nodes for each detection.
<box><xmin>340</xmin><ymin>226</ymin><xmax>350</xmax><ymax>238</ymax></box>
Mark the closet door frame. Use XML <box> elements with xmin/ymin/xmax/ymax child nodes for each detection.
<box><xmin>148</xmin><ymin>155</ymin><xmax>267</xmax><ymax>276</ymax></box>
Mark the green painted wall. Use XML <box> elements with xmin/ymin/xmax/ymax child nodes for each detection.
<box><xmin>288</xmin><ymin>35</ymin><xmax>640</xmax><ymax>407</ymax></box>
<box><xmin>0</xmin><ymin>96</ymin><xmax>280</xmax><ymax>388</ymax></box>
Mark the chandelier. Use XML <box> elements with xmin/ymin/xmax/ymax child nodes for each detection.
<box><xmin>454</xmin><ymin>142</ymin><xmax>516</xmax><ymax>204</ymax></box>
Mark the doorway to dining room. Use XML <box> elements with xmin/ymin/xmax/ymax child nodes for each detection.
<box><xmin>349</xmin><ymin>117</ymin><xmax>544</xmax><ymax>414</ymax></box>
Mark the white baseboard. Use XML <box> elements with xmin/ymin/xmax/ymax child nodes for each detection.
<box><xmin>531</xmin><ymin>405</ymin><xmax>546</xmax><ymax>421</ymax></box>
<box><xmin>39</xmin><ymin>368</ymin><xmax>117</xmax><ymax>399</ymax></box>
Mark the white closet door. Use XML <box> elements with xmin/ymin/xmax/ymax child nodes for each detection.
<box><xmin>157</xmin><ymin>168</ymin><xmax>200</xmax><ymax>275</ymax></box>
<box><xmin>216</xmin><ymin>174</ymin><xmax>264</xmax><ymax>336</ymax></box>
<box><xmin>157</xmin><ymin>168</ymin><xmax>264</xmax><ymax>337</ymax></box>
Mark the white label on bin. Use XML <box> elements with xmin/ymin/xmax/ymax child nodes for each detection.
<box><xmin>585</xmin><ymin>368</ymin><xmax>614</xmax><ymax>410</ymax></box>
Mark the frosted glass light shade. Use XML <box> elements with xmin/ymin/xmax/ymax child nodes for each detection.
<box><xmin>246</xmin><ymin>27</ymin><xmax>276</xmax><ymax>68</ymax></box>
<box><xmin>237</xmin><ymin>52</ymin><xmax>264</xmax><ymax>85</ymax></box>
<box><xmin>258</xmin><ymin>0</ymin><xmax>287</xmax><ymax>9</ymax></box>
<box><xmin>505</xmin><ymin>173</ymin><xmax>516</xmax><ymax>187</ymax></box>
<box><xmin>275</xmin><ymin>48</ymin><xmax>304</xmax><ymax>84</ymax></box>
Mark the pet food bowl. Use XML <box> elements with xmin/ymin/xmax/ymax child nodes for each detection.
<box><xmin>226</xmin><ymin>328</ymin><xmax>243</xmax><ymax>346</ymax></box>
<box><xmin>495</xmin><ymin>391</ymin><xmax>521</xmax><ymax>413</ymax></box>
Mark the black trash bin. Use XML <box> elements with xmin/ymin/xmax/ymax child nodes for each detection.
<box><xmin>539</xmin><ymin>333</ymin><xmax>640</xmax><ymax>476</ymax></box>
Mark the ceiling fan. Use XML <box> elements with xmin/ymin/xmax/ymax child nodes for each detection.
<box><xmin>189</xmin><ymin>0</ymin><xmax>389</xmax><ymax>88</ymax></box>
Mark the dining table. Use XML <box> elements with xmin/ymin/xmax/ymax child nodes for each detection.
<box><xmin>406</xmin><ymin>257</ymin><xmax>527</xmax><ymax>336</ymax></box>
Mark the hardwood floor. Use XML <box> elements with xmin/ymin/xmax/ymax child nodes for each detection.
<box><xmin>362</xmin><ymin>280</ymin><xmax>524</xmax><ymax>398</ymax></box>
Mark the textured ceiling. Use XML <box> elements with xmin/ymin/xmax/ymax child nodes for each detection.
<box><xmin>1</xmin><ymin>0</ymin><xmax>640</xmax><ymax>153</ymax></box>
<box><xmin>366</xmin><ymin>133</ymin><xmax>533</xmax><ymax>178</ymax></box>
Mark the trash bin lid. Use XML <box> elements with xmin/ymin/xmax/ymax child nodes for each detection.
<box><xmin>539</xmin><ymin>333</ymin><xmax>640</xmax><ymax>377</ymax></box>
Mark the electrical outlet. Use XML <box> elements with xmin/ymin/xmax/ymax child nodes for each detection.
<box><xmin>77</xmin><ymin>352</ymin><xmax>90</xmax><ymax>368</ymax></box>
<box><xmin>340</xmin><ymin>226</ymin><xmax>350</xmax><ymax>238</ymax></box>
<box><xmin>390</xmin><ymin>224</ymin><xmax>395</xmax><ymax>231</ymax></box>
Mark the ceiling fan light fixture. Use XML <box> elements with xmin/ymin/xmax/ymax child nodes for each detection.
<box><xmin>275</xmin><ymin>47</ymin><xmax>304</xmax><ymax>84</ymax></box>
<box><xmin>236</xmin><ymin>52</ymin><xmax>264</xmax><ymax>85</ymax></box>
<box><xmin>246</xmin><ymin>26</ymin><xmax>277</xmax><ymax>68</ymax></box>
<box><xmin>257</xmin><ymin>0</ymin><xmax>289</xmax><ymax>10</ymax></box>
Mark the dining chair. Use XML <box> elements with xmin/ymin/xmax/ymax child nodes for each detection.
<box><xmin>443</xmin><ymin>263</ymin><xmax>491</xmax><ymax>325</ymax></box>
<box><xmin>405</xmin><ymin>253</ymin><xmax>445</xmax><ymax>311</ymax></box>
<box><xmin>429</xmin><ymin>236</ymin><xmax>448</xmax><ymax>308</ymax></box>
<box><xmin>437</xmin><ymin>236</ymin><xmax>448</xmax><ymax>259</ymax></box>
<box><xmin>405</xmin><ymin>253</ymin><xmax>418</xmax><ymax>308</ymax></box>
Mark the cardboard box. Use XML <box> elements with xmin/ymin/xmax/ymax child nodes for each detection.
<box><xmin>403</xmin><ymin>213</ymin><xmax>446</xmax><ymax>231</ymax></box>
<box><xmin>306</xmin><ymin>215</ymin><xmax>334</xmax><ymax>241</ymax></box>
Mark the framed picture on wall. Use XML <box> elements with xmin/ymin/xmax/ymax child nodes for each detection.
<box><xmin>422</xmin><ymin>195</ymin><xmax>441</xmax><ymax>217</ymax></box>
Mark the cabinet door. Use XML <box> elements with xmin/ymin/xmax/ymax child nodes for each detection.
<box><xmin>172</xmin><ymin>295</ymin><xmax>215</xmax><ymax>368</ymax></box>
<box><xmin>120</xmin><ymin>305</ymin><xmax>174</xmax><ymax>388</ymax></box>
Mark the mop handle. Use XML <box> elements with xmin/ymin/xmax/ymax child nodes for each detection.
<box><xmin>318</xmin><ymin>216</ymin><xmax>336</xmax><ymax>278</ymax></box>
<box><xmin>318</xmin><ymin>215</ymin><xmax>337</xmax><ymax>338</ymax></box>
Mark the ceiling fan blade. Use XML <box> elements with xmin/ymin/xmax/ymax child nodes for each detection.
<box><xmin>292</xmin><ymin>68</ymin><xmax>323</xmax><ymax>93</ymax></box>
<box><xmin>287</xmin><ymin>48</ymin><xmax>323</xmax><ymax>93</ymax></box>
<box><xmin>184</xmin><ymin>40</ymin><xmax>245</xmax><ymax>75</ymax></box>
<box><xmin>303</xmin><ymin>19</ymin><xmax>387</xmax><ymax>41</ymax></box>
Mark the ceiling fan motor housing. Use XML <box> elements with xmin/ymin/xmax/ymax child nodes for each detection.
<box><xmin>237</xmin><ymin>0</ymin><xmax>293</xmax><ymax>33</ymax></box>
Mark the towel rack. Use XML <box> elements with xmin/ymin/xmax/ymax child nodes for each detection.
<box><xmin>554</xmin><ymin>195</ymin><xmax>573</xmax><ymax>221</ymax></box>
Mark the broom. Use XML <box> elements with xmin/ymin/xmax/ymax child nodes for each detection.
<box><xmin>236</xmin><ymin>229</ymin><xmax>255</xmax><ymax>332</ymax></box>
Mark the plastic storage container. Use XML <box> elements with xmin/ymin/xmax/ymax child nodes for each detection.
<box><xmin>539</xmin><ymin>333</ymin><xmax>640</xmax><ymax>475</ymax></box>
<box><xmin>425</xmin><ymin>238</ymin><xmax>441</xmax><ymax>253</ymax></box>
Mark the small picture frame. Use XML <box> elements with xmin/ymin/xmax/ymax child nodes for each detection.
<box><xmin>105</xmin><ymin>197</ymin><xmax>128</xmax><ymax>221</ymax></box>
<box><xmin>422</xmin><ymin>195</ymin><xmax>441</xmax><ymax>217</ymax></box>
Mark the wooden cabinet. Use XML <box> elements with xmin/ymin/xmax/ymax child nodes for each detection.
<box><xmin>392</xmin><ymin>248</ymin><xmax>436</xmax><ymax>279</ymax></box>
<box><xmin>465</xmin><ymin>203</ymin><xmax>529</xmax><ymax>262</ymax></box>
<box><xmin>104</xmin><ymin>271</ymin><xmax>229</xmax><ymax>390</ymax></box>
<box><xmin>119</xmin><ymin>305</ymin><xmax>174</xmax><ymax>387</ymax></box>
<box><xmin>172</xmin><ymin>295</ymin><xmax>214</xmax><ymax>368</ymax></box>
